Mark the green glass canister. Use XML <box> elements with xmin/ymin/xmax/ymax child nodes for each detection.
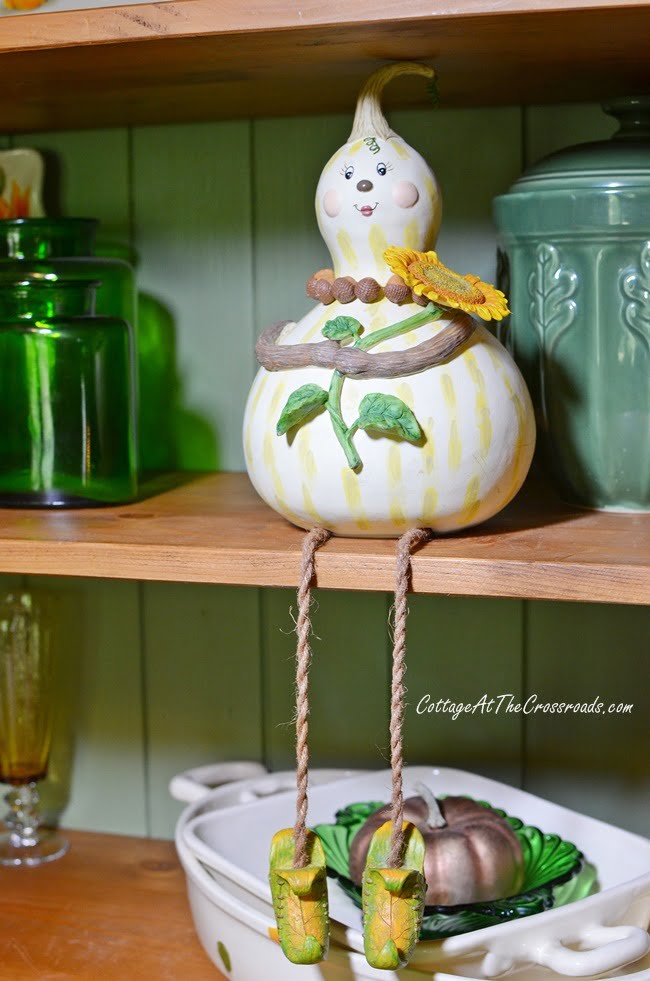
<box><xmin>0</xmin><ymin>277</ymin><xmax>137</xmax><ymax>506</ymax></box>
<box><xmin>494</xmin><ymin>97</ymin><xmax>650</xmax><ymax>511</ymax></box>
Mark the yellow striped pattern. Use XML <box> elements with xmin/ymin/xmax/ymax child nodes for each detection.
<box><xmin>337</xmin><ymin>229</ymin><xmax>358</xmax><ymax>270</ymax></box>
<box><xmin>441</xmin><ymin>373</ymin><xmax>462</xmax><ymax>471</ymax></box>
<box><xmin>341</xmin><ymin>469</ymin><xmax>370</xmax><ymax>531</ymax></box>
<box><xmin>369</xmin><ymin>225</ymin><xmax>388</xmax><ymax>269</ymax></box>
<box><xmin>464</xmin><ymin>351</ymin><xmax>493</xmax><ymax>456</ymax></box>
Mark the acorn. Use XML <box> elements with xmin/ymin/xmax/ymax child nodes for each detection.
<box><xmin>384</xmin><ymin>275</ymin><xmax>411</xmax><ymax>304</ymax></box>
<box><xmin>332</xmin><ymin>276</ymin><xmax>357</xmax><ymax>304</ymax></box>
<box><xmin>307</xmin><ymin>269</ymin><xmax>335</xmax><ymax>303</ymax></box>
<box><xmin>355</xmin><ymin>277</ymin><xmax>382</xmax><ymax>303</ymax></box>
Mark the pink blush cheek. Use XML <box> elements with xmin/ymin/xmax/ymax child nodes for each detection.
<box><xmin>392</xmin><ymin>181</ymin><xmax>419</xmax><ymax>209</ymax></box>
<box><xmin>323</xmin><ymin>189</ymin><xmax>342</xmax><ymax>218</ymax></box>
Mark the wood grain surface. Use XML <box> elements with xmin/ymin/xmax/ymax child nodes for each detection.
<box><xmin>1</xmin><ymin>4</ymin><xmax>650</xmax><ymax>131</ymax></box>
<box><xmin>0</xmin><ymin>472</ymin><xmax>646</xmax><ymax>604</ymax></box>
<box><xmin>0</xmin><ymin>831</ymin><xmax>220</xmax><ymax>980</ymax></box>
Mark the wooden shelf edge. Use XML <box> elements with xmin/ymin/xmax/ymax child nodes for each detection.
<box><xmin>0</xmin><ymin>541</ymin><xmax>646</xmax><ymax>606</ymax></box>
<box><xmin>0</xmin><ymin>473</ymin><xmax>646</xmax><ymax>604</ymax></box>
<box><xmin>3</xmin><ymin>0</ymin><xmax>648</xmax><ymax>54</ymax></box>
<box><xmin>1</xmin><ymin>1</ymin><xmax>650</xmax><ymax>131</ymax></box>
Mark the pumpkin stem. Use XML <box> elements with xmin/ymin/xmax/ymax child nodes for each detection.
<box><xmin>416</xmin><ymin>782</ymin><xmax>447</xmax><ymax>829</ymax></box>
<box><xmin>349</xmin><ymin>62</ymin><xmax>436</xmax><ymax>142</ymax></box>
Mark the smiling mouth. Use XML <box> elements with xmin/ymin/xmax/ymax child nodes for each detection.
<box><xmin>354</xmin><ymin>202</ymin><xmax>378</xmax><ymax>217</ymax></box>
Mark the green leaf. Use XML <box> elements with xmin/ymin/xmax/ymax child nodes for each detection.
<box><xmin>276</xmin><ymin>384</ymin><xmax>328</xmax><ymax>436</ymax></box>
<box><xmin>322</xmin><ymin>316</ymin><xmax>362</xmax><ymax>342</ymax></box>
<box><xmin>356</xmin><ymin>393</ymin><xmax>422</xmax><ymax>443</ymax></box>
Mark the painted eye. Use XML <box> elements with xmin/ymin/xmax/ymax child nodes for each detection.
<box><xmin>376</xmin><ymin>162</ymin><xmax>387</xmax><ymax>176</ymax></box>
<box><xmin>344</xmin><ymin>166</ymin><xmax>354</xmax><ymax>180</ymax></box>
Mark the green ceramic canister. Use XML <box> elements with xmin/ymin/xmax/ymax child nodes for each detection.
<box><xmin>494</xmin><ymin>97</ymin><xmax>650</xmax><ymax>511</ymax></box>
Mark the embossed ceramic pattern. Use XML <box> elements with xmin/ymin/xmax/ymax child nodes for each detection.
<box><xmin>495</xmin><ymin>97</ymin><xmax>650</xmax><ymax>511</ymax></box>
<box><xmin>313</xmin><ymin>799</ymin><xmax>592</xmax><ymax>940</ymax></box>
<box><xmin>244</xmin><ymin>65</ymin><xmax>535</xmax><ymax>536</ymax></box>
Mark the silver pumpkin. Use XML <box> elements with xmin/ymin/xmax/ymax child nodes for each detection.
<box><xmin>348</xmin><ymin>794</ymin><xmax>525</xmax><ymax>907</ymax></box>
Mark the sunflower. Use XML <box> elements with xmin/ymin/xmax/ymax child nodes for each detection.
<box><xmin>384</xmin><ymin>246</ymin><xmax>509</xmax><ymax>321</ymax></box>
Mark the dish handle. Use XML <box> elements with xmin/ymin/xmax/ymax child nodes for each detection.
<box><xmin>169</xmin><ymin>761</ymin><xmax>268</xmax><ymax>803</ymax></box>
<box><xmin>536</xmin><ymin>924</ymin><xmax>650</xmax><ymax>977</ymax></box>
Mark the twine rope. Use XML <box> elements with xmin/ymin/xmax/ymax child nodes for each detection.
<box><xmin>389</xmin><ymin>527</ymin><xmax>432</xmax><ymax>867</ymax></box>
<box><xmin>293</xmin><ymin>527</ymin><xmax>332</xmax><ymax>868</ymax></box>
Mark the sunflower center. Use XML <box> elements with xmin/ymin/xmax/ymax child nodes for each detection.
<box><xmin>408</xmin><ymin>260</ymin><xmax>485</xmax><ymax>304</ymax></box>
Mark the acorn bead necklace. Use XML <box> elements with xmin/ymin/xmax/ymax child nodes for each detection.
<box><xmin>306</xmin><ymin>268</ymin><xmax>429</xmax><ymax>306</ymax></box>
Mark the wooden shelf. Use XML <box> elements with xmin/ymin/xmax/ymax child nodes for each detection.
<box><xmin>1</xmin><ymin>1</ymin><xmax>650</xmax><ymax>132</ymax></box>
<box><xmin>0</xmin><ymin>830</ymin><xmax>221</xmax><ymax>979</ymax></box>
<box><xmin>0</xmin><ymin>472</ymin><xmax>648</xmax><ymax>604</ymax></box>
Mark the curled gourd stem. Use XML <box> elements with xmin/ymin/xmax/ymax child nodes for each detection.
<box><xmin>416</xmin><ymin>781</ymin><xmax>447</xmax><ymax>829</ymax></box>
<box><xmin>349</xmin><ymin>62</ymin><xmax>436</xmax><ymax>142</ymax></box>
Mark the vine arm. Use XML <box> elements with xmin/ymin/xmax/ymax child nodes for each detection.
<box><xmin>256</xmin><ymin>313</ymin><xmax>476</xmax><ymax>380</ymax></box>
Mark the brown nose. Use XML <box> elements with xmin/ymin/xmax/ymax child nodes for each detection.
<box><xmin>356</xmin><ymin>180</ymin><xmax>374</xmax><ymax>192</ymax></box>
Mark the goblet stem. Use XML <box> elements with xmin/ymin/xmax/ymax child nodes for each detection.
<box><xmin>4</xmin><ymin>782</ymin><xmax>41</xmax><ymax>849</ymax></box>
<box><xmin>0</xmin><ymin>779</ymin><xmax>68</xmax><ymax>866</ymax></box>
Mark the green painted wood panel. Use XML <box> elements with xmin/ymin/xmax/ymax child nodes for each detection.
<box><xmin>405</xmin><ymin>596</ymin><xmax>525</xmax><ymax>788</ymax></box>
<box><xmin>141</xmin><ymin>583</ymin><xmax>262</xmax><ymax>838</ymax></box>
<box><xmin>29</xmin><ymin>577</ymin><xmax>145</xmax><ymax>835</ymax></box>
<box><xmin>523</xmin><ymin>601</ymin><xmax>650</xmax><ymax>836</ymax></box>
<box><xmin>18</xmin><ymin>128</ymin><xmax>130</xmax><ymax>247</ymax></box>
<box><xmin>524</xmin><ymin>102</ymin><xmax>616</xmax><ymax>166</ymax></box>
<box><xmin>132</xmin><ymin>121</ymin><xmax>255</xmax><ymax>472</ymax></box>
<box><xmin>262</xmin><ymin>588</ymin><xmax>390</xmax><ymax>772</ymax></box>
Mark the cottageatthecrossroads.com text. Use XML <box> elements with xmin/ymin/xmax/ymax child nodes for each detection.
<box><xmin>415</xmin><ymin>693</ymin><xmax>633</xmax><ymax>719</ymax></box>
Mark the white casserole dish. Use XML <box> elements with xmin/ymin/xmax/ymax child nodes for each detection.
<box><xmin>176</xmin><ymin>765</ymin><xmax>650</xmax><ymax>978</ymax></box>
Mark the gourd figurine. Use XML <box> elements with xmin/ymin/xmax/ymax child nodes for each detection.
<box><xmin>251</xmin><ymin>63</ymin><xmax>536</xmax><ymax>972</ymax></box>
<box><xmin>245</xmin><ymin>64</ymin><xmax>535</xmax><ymax>537</ymax></box>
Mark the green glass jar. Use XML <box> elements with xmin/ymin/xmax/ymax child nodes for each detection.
<box><xmin>0</xmin><ymin>277</ymin><xmax>137</xmax><ymax>506</ymax></box>
<box><xmin>494</xmin><ymin>97</ymin><xmax>650</xmax><ymax>512</ymax></box>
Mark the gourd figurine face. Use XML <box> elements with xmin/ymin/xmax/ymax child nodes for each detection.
<box><xmin>316</xmin><ymin>65</ymin><xmax>441</xmax><ymax>279</ymax></box>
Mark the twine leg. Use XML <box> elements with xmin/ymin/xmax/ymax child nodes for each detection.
<box><xmin>293</xmin><ymin>527</ymin><xmax>331</xmax><ymax>868</ymax></box>
<box><xmin>389</xmin><ymin>527</ymin><xmax>432</xmax><ymax>868</ymax></box>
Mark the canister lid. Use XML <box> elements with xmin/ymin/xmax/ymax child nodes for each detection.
<box><xmin>505</xmin><ymin>97</ymin><xmax>650</xmax><ymax>193</ymax></box>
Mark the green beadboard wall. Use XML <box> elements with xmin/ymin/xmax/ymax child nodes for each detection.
<box><xmin>0</xmin><ymin>103</ymin><xmax>648</xmax><ymax>840</ymax></box>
